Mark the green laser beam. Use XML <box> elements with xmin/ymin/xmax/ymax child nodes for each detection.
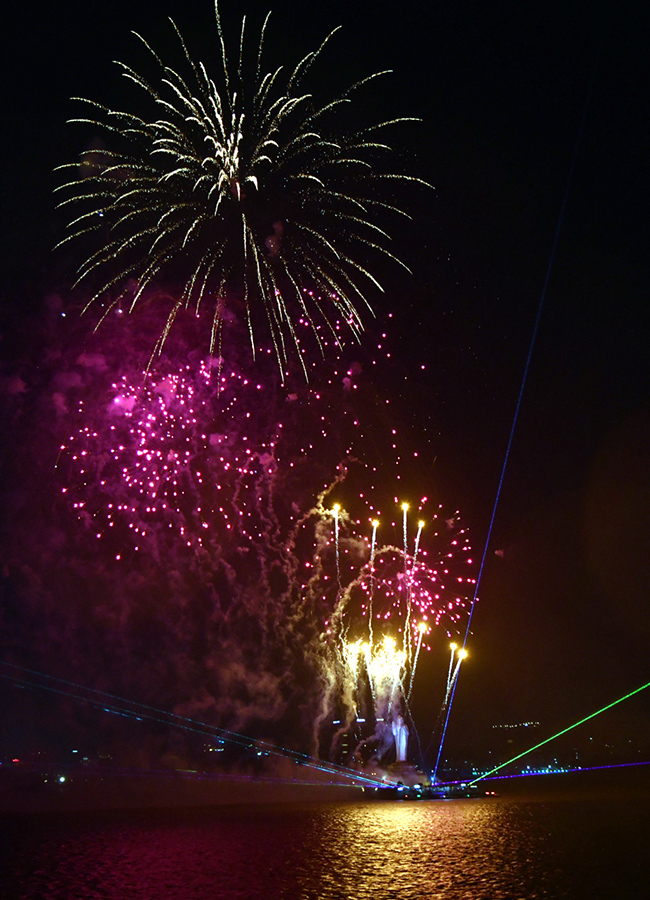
<box><xmin>469</xmin><ymin>679</ymin><xmax>650</xmax><ymax>785</ymax></box>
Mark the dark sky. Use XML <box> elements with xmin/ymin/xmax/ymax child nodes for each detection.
<box><xmin>1</xmin><ymin>0</ymin><xmax>648</xmax><ymax>770</ymax></box>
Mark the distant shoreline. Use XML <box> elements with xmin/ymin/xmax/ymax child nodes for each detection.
<box><xmin>3</xmin><ymin>762</ymin><xmax>650</xmax><ymax>814</ymax></box>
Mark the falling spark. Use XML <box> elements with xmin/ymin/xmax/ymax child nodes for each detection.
<box><xmin>401</xmin><ymin>502</ymin><xmax>409</xmax><ymax>557</ymax></box>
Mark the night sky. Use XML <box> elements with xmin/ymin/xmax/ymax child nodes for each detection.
<box><xmin>1</xmin><ymin>0</ymin><xmax>648</xmax><ymax>775</ymax></box>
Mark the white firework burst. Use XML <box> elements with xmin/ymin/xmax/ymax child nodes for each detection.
<box><xmin>56</xmin><ymin>3</ymin><xmax>430</xmax><ymax>377</ymax></box>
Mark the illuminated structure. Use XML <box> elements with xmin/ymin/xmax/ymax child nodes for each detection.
<box><xmin>391</xmin><ymin>715</ymin><xmax>409</xmax><ymax>762</ymax></box>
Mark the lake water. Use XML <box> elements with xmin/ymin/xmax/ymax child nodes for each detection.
<box><xmin>2</xmin><ymin>795</ymin><xmax>650</xmax><ymax>900</ymax></box>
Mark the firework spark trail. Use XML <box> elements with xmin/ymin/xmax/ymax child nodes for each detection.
<box><xmin>55</xmin><ymin>4</ymin><xmax>431</xmax><ymax>376</ymax></box>
<box><xmin>401</xmin><ymin>502</ymin><xmax>413</xmax><ymax>665</ymax></box>
<box><xmin>445</xmin><ymin>649</ymin><xmax>466</xmax><ymax>706</ymax></box>
<box><xmin>413</xmin><ymin>519</ymin><xmax>424</xmax><ymax>565</ymax></box>
<box><xmin>420</xmin><ymin>643</ymin><xmax>468</xmax><ymax>765</ymax></box>
<box><xmin>404</xmin><ymin>516</ymin><xmax>424</xmax><ymax>691</ymax></box>
<box><xmin>435</xmin><ymin>646</ymin><xmax>465</xmax><ymax>732</ymax></box>
<box><xmin>332</xmin><ymin>503</ymin><xmax>341</xmax><ymax>590</ymax></box>
<box><xmin>368</xmin><ymin>518</ymin><xmax>378</xmax><ymax>647</ymax></box>
<box><xmin>361</xmin><ymin>641</ymin><xmax>375</xmax><ymax>701</ymax></box>
<box><xmin>284</xmin><ymin>470</ymin><xmax>355</xmax><ymax>641</ymax></box>
<box><xmin>407</xmin><ymin>621</ymin><xmax>427</xmax><ymax>701</ymax></box>
<box><xmin>446</xmin><ymin>643</ymin><xmax>457</xmax><ymax>693</ymax></box>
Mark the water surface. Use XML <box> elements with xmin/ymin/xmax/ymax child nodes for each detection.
<box><xmin>3</xmin><ymin>796</ymin><xmax>649</xmax><ymax>899</ymax></box>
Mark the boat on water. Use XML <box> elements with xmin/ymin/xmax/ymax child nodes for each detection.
<box><xmin>362</xmin><ymin>782</ymin><xmax>491</xmax><ymax>801</ymax></box>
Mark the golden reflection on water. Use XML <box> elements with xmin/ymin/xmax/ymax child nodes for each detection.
<box><xmin>289</xmin><ymin>800</ymin><xmax>553</xmax><ymax>900</ymax></box>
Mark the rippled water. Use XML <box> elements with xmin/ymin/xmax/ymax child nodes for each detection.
<box><xmin>3</xmin><ymin>796</ymin><xmax>650</xmax><ymax>899</ymax></box>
